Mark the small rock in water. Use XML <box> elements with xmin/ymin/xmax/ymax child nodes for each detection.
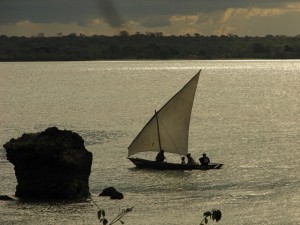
<box><xmin>0</xmin><ymin>195</ymin><xmax>14</xmax><ymax>201</ymax></box>
<box><xmin>99</xmin><ymin>187</ymin><xmax>124</xmax><ymax>200</ymax></box>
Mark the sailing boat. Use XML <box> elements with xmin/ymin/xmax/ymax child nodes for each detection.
<box><xmin>127</xmin><ymin>70</ymin><xmax>223</xmax><ymax>170</ymax></box>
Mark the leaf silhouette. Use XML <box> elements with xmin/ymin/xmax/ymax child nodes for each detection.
<box><xmin>212</xmin><ymin>210</ymin><xmax>222</xmax><ymax>222</ymax></box>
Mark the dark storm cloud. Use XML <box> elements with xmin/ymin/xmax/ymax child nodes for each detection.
<box><xmin>116</xmin><ymin>0</ymin><xmax>298</xmax><ymax>16</ymax></box>
<box><xmin>0</xmin><ymin>0</ymin><xmax>98</xmax><ymax>24</ymax></box>
<box><xmin>0</xmin><ymin>0</ymin><xmax>124</xmax><ymax>27</ymax></box>
<box><xmin>0</xmin><ymin>0</ymin><xmax>297</xmax><ymax>24</ymax></box>
<box><xmin>1</xmin><ymin>0</ymin><xmax>300</xmax><ymax>36</ymax></box>
<box><xmin>97</xmin><ymin>0</ymin><xmax>123</xmax><ymax>27</ymax></box>
<box><xmin>140</xmin><ymin>15</ymin><xmax>171</xmax><ymax>28</ymax></box>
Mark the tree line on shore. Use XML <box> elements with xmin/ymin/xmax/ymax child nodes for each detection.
<box><xmin>1</xmin><ymin>31</ymin><xmax>300</xmax><ymax>61</ymax></box>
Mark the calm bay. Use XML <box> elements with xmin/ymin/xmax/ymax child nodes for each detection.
<box><xmin>0</xmin><ymin>60</ymin><xmax>299</xmax><ymax>224</ymax></box>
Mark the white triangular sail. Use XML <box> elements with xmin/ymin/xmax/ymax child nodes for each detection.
<box><xmin>128</xmin><ymin>70</ymin><xmax>201</xmax><ymax>157</ymax></box>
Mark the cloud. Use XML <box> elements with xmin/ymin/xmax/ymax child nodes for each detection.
<box><xmin>212</xmin><ymin>24</ymin><xmax>235</xmax><ymax>36</ymax></box>
<box><xmin>224</xmin><ymin>2</ymin><xmax>300</xmax><ymax>22</ymax></box>
<box><xmin>16</xmin><ymin>20</ymin><xmax>32</xmax><ymax>27</ymax></box>
<box><xmin>222</xmin><ymin>7</ymin><xmax>286</xmax><ymax>23</ymax></box>
<box><xmin>97</xmin><ymin>0</ymin><xmax>124</xmax><ymax>27</ymax></box>
<box><xmin>140</xmin><ymin>16</ymin><xmax>171</xmax><ymax>28</ymax></box>
<box><xmin>0</xmin><ymin>0</ymin><xmax>99</xmax><ymax>25</ymax></box>
<box><xmin>216</xmin><ymin>4</ymin><xmax>300</xmax><ymax>36</ymax></box>
<box><xmin>1</xmin><ymin>0</ymin><xmax>300</xmax><ymax>36</ymax></box>
<box><xmin>170</xmin><ymin>15</ymin><xmax>199</xmax><ymax>25</ymax></box>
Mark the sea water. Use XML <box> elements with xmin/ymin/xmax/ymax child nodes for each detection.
<box><xmin>0</xmin><ymin>60</ymin><xmax>299</xmax><ymax>225</ymax></box>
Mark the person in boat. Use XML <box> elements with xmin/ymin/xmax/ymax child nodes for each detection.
<box><xmin>181</xmin><ymin>156</ymin><xmax>186</xmax><ymax>165</ymax></box>
<box><xmin>156</xmin><ymin>150</ymin><xmax>166</xmax><ymax>162</ymax></box>
<box><xmin>187</xmin><ymin>153</ymin><xmax>198</xmax><ymax>165</ymax></box>
<box><xmin>199</xmin><ymin>153</ymin><xmax>210</xmax><ymax>167</ymax></box>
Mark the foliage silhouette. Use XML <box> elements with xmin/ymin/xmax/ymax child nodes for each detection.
<box><xmin>97</xmin><ymin>208</ymin><xmax>133</xmax><ymax>225</ymax></box>
<box><xmin>89</xmin><ymin>196</ymin><xmax>132</xmax><ymax>225</ymax></box>
<box><xmin>200</xmin><ymin>209</ymin><xmax>222</xmax><ymax>225</ymax></box>
<box><xmin>1</xmin><ymin>33</ymin><xmax>300</xmax><ymax>61</ymax></box>
<box><xmin>90</xmin><ymin>195</ymin><xmax>221</xmax><ymax>224</ymax></box>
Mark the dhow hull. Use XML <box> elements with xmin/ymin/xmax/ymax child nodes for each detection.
<box><xmin>128</xmin><ymin>157</ymin><xmax>223</xmax><ymax>170</ymax></box>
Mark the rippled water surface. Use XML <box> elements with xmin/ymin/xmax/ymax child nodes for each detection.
<box><xmin>1</xmin><ymin>60</ymin><xmax>300</xmax><ymax>224</ymax></box>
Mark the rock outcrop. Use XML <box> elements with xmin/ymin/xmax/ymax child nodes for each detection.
<box><xmin>4</xmin><ymin>127</ymin><xmax>93</xmax><ymax>200</ymax></box>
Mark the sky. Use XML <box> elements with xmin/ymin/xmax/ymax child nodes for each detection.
<box><xmin>1</xmin><ymin>0</ymin><xmax>300</xmax><ymax>37</ymax></box>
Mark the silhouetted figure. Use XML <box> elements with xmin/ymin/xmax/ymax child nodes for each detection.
<box><xmin>181</xmin><ymin>156</ymin><xmax>186</xmax><ymax>165</ymax></box>
<box><xmin>156</xmin><ymin>150</ymin><xmax>166</xmax><ymax>162</ymax></box>
<box><xmin>199</xmin><ymin>153</ymin><xmax>210</xmax><ymax>167</ymax></box>
<box><xmin>187</xmin><ymin>153</ymin><xmax>197</xmax><ymax>165</ymax></box>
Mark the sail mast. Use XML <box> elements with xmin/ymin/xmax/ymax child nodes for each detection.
<box><xmin>155</xmin><ymin>110</ymin><xmax>162</xmax><ymax>151</ymax></box>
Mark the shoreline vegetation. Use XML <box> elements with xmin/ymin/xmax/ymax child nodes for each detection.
<box><xmin>1</xmin><ymin>31</ymin><xmax>300</xmax><ymax>61</ymax></box>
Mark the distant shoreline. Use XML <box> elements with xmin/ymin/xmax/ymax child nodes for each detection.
<box><xmin>1</xmin><ymin>34</ymin><xmax>300</xmax><ymax>61</ymax></box>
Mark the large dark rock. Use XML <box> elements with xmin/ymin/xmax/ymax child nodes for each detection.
<box><xmin>3</xmin><ymin>127</ymin><xmax>93</xmax><ymax>200</ymax></box>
